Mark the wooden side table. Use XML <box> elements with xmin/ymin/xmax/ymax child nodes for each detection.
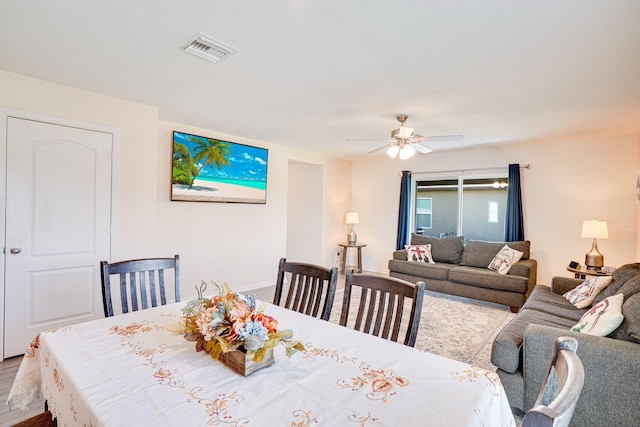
<box><xmin>566</xmin><ymin>266</ymin><xmax>611</xmax><ymax>280</ymax></box>
<box><xmin>339</xmin><ymin>243</ymin><xmax>367</xmax><ymax>273</ymax></box>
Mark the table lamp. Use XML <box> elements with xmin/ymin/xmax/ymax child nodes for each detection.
<box><xmin>581</xmin><ymin>219</ymin><xmax>608</xmax><ymax>271</ymax></box>
<box><xmin>345</xmin><ymin>211</ymin><xmax>359</xmax><ymax>245</ymax></box>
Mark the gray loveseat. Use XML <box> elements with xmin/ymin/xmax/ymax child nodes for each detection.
<box><xmin>491</xmin><ymin>263</ymin><xmax>640</xmax><ymax>426</ymax></box>
<box><xmin>389</xmin><ymin>234</ymin><xmax>537</xmax><ymax>312</ymax></box>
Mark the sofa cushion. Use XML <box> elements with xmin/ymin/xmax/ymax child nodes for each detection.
<box><xmin>491</xmin><ymin>308</ymin><xmax>578</xmax><ymax>374</ymax></box>
<box><xmin>521</xmin><ymin>285</ymin><xmax>586</xmax><ymax>322</ymax></box>
<box><xmin>387</xmin><ymin>259</ymin><xmax>454</xmax><ymax>281</ymax></box>
<box><xmin>448</xmin><ymin>266</ymin><xmax>528</xmax><ymax>294</ymax></box>
<box><xmin>616</xmin><ymin>274</ymin><xmax>640</xmax><ymax>301</ymax></box>
<box><xmin>409</xmin><ymin>234</ymin><xmax>464</xmax><ymax>264</ymax></box>
<box><xmin>603</xmin><ymin>275</ymin><xmax>640</xmax><ymax>340</ymax></box>
<box><xmin>460</xmin><ymin>240</ymin><xmax>530</xmax><ymax>268</ymax></box>
<box><xmin>592</xmin><ymin>263</ymin><xmax>640</xmax><ymax>305</ymax></box>
<box><xmin>571</xmin><ymin>293</ymin><xmax>624</xmax><ymax>336</ymax></box>
<box><xmin>610</xmin><ymin>293</ymin><xmax>640</xmax><ymax>343</ymax></box>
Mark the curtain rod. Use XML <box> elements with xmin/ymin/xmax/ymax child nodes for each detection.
<box><xmin>412</xmin><ymin>163</ymin><xmax>530</xmax><ymax>175</ymax></box>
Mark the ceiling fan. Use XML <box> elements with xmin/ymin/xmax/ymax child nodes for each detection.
<box><xmin>350</xmin><ymin>115</ymin><xmax>463</xmax><ymax>159</ymax></box>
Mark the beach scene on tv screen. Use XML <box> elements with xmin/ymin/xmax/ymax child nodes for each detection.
<box><xmin>172</xmin><ymin>131</ymin><xmax>268</xmax><ymax>203</ymax></box>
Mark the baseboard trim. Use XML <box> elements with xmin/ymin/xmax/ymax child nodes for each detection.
<box><xmin>233</xmin><ymin>280</ymin><xmax>274</xmax><ymax>293</ymax></box>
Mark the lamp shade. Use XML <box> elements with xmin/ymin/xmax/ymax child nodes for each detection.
<box><xmin>581</xmin><ymin>220</ymin><xmax>609</xmax><ymax>239</ymax></box>
<box><xmin>345</xmin><ymin>211</ymin><xmax>359</xmax><ymax>225</ymax></box>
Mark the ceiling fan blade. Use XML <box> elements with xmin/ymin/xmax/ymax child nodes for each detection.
<box><xmin>347</xmin><ymin>138</ymin><xmax>397</xmax><ymax>143</ymax></box>
<box><xmin>367</xmin><ymin>144</ymin><xmax>391</xmax><ymax>154</ymax></box>
<box><xmin>352</xmin><ymin>113</ymin><xmax>463</xmax><ymax>156</ymax></box>
<box><xmin>413</xmin><ymin>143</ymin><xmax>434</xmax><ymax>154</ymax></box>
<box><xmin>414</xmin><ymin>134</ymin><xmax>464</xmax><ymax>142</ymax></box>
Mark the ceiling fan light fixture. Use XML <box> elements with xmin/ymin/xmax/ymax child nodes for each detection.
<box><xmin>358</xmin><ymin>114</ymin><xmax>461</xmax><ymax>158</ymax></box>
<box><xmin>397</xmin><ymin>126</ymin><xmax>414</xmax><ymax>139</ymax></box>
<box><xmin>386</xmin><ymin>145</ymin><xmax>400</xmax><ymax>158</ymax></box>
<box><xmin>391</xmin><ymin>126</ymin><xmax>414</xmax><ymax>139</ymax></box>
<box><xmin>399</xmin><ymin>144</ymin><xmax>416</xmax><ymax>160</ymax></box>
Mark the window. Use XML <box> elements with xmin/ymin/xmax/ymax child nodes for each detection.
<box><xmin>415</xmin><ymin>197</ymin><xmax>432</xmax><ymax>231</ymax></box>
<box><xmin>488</xmin><ymin>201</ymin><xmax>499</xmax><ymax>223</ymax></box>
<box><xmin>411</xmin><ymin>175</ymin><xmax>508</xmax><ymax>241</ymax></box>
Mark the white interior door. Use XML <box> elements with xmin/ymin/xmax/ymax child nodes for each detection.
<box><xmin>4</xmin><ymin>117</ymin><xmax>113</xmax><ymax>358</ymax></box>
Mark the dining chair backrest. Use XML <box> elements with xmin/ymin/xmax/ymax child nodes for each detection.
<box><xmin>273</xmin><ymin>258</ymin><xmax>338</xmax><ymax>321</ymax></box>
<box><xmin>100</xmin><ymin>255</ymin><xmax>180</xmax><ymax>317</ymax></box>
<box><xmin>522</xmin><ymin>336</ymin><xmax>585</xmax><ymax>427</ymax></box>
<box><xmin>340</xmin><ymin>272</ymin><xmax>425</xmax><ymax>347</ymax></box>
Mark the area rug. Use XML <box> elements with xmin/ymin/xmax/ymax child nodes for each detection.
<box><xmin>328</xmin><ymin>288</ymin><xmax>515</xmax><ymax>371</ymax></box>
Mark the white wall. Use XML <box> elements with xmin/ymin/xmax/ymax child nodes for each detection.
<box><xmin>0</xmin><ymin>70</ymin><xmax>352</xmax><ymax>301</ymax></box>
<box><xmin>157</xmin><ymin>122</ymin><xmax>351</xmax><ymax>294</ymax></box>
<box><xmin>3</xmin><ymin>68</ymin><xmax>637</xmax><ymax>295</ymax></box>
<box><xmin>352</xmin><ymin>135</ymin><xmax>639</xmax><ymax>285</ymax></box>
<box><xmin>287</xmin><ymin>161</ymin><xmax>323</xmax><ymax>265</ymax></box>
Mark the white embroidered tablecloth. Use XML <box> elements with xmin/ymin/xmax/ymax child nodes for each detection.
<box><xmin>7</xmin><ymin>300</ymin><xmax>516</xmax><ymax>426</ymax></box>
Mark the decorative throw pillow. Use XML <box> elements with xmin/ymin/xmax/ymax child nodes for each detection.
<box><xmin>405</xmin><ymin>244</ymin><xmax>435</xmax><ymax>264</ymax></box>
<box><xmin>487</xmin><ymin>245</ymin><xmax>523</xmax><ymax>275</ymax></box>
<box><xmin>571</xmin><ymin>293</ymin><xmax>624</xmax><ymax>336</ymax></box>
<box><xmin>563</xmin><ymin>276</ymin><xmax>613</xmax><ymax>309</ymax></box>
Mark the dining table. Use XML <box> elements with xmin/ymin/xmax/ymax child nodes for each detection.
<box><xmin>7</xmin><ymin>297</ymin><xmax>516</xmax><ymax>426</ymax></box>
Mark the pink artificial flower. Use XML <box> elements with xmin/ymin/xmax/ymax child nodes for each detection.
<box><xmin>229</xmin><ymin>300</ymin><xmax>251</xmax><ymax>322</ymax></box>
<box><xmin>196</xmin><ymin>307</ymin><xmax>217</xmax><ymax>341</ymax></box>
<box><xmin>230</xmin><ymin>319</ymin><xmax>246</xmax><ymax>341</ymax></box>
<box><xmin>256</xmin><ymin>313</ymin><xmax>279</xmax><ymax>333</ymax></box>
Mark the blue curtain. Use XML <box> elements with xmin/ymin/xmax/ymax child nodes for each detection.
<box><xmin>505</xmin><ymin>163</ymin><xmax>525</xmax><ymax>241</ymax></box>
<box><xmin>396</xmin><ymin>170</ymin><xmax>411</xmax><ymax>250</ymax></box>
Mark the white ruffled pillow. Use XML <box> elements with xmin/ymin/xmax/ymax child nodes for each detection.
<box><xmin>487</xmin><ymin>245</ymin><xmax>523</xmax><ymax>275</ymax></box>
<box><xmin>563</xmin><ymin>276</ymin><xmax>612</xmax><ymax>309</ymax></box>
<box><xmin>571</xmin><ymin>293</ymin><xmax>624</xmax><ymax>336</ymax></box>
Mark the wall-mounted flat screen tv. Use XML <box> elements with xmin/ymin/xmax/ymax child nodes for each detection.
<box><xmin>171</xmin><ymin>131</ymin><xmax>268</xmax><ymax>204</ymax></box>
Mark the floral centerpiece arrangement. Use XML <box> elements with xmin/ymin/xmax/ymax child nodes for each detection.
<box><xmin>179</xmin><ymin>281</ymin><xmax>305</xmax><ymax>363</ymax></box>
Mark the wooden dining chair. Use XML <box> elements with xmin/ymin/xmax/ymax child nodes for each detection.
<box><xmin>522</xmin><ymin>336</ymin><xmax>585</xmax><ymax>427</ymax></box>
<box><xmin>273</xmin><ymin>258</ymin><xmax>338</xmax><ymax>321</ymax></box>
<box><xmin>340</xmin><ymin>272</ymin><xmax>425</xmax><ymax>347</ymax></box>
<box><xmin>100</xmin><ymin>255</ymin><xmax>180</xmax><ymax>317</ymax></box>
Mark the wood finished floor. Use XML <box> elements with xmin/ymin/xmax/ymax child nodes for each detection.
<box><xmin>0</xmin><ymin>354</ymin><xmax>46</xmax><ymax>426</ymax></box>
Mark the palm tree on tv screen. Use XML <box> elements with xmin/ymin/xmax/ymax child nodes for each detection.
<box><xmin>172</xmin><ymin>142</ymin><xmax>198</xmax><ymax>185</ymax></box>
<box><xmin>188</xmin><ymin>136</ymin><xmax>231</xmax><ymax>188</ymax></box>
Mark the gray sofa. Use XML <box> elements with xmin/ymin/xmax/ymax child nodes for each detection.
<box><xmin>388</xmin><ymin>234</ymin><xmax>537</xmax><ymax>312</ymax></box>
<box><xmin>491</xmin><ymin>263</ymin><xmax>640</xmax><ymax>427</ymax></box>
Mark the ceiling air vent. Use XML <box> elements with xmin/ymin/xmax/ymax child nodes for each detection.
<box><xmin>181</xmin><ymin>32</ymin><xmax>238</xmax><ymax>63</ymax></box>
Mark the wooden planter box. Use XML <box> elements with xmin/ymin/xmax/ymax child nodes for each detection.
<box><xmin>218</xmin><ymin>349</ymin><xmax>275</xmax><ymax>376</ymax></box>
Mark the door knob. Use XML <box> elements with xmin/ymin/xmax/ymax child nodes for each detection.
<box><xmin>9</xmin><ymin>247</ymin><xmax>21</xmax><ymax>254</ymax></box>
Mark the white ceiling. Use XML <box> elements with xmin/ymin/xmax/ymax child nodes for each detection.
<box><xmin>1</xmin><ymin>1</ymin><xmax>639</xmax><ymax>158</ymax></box>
